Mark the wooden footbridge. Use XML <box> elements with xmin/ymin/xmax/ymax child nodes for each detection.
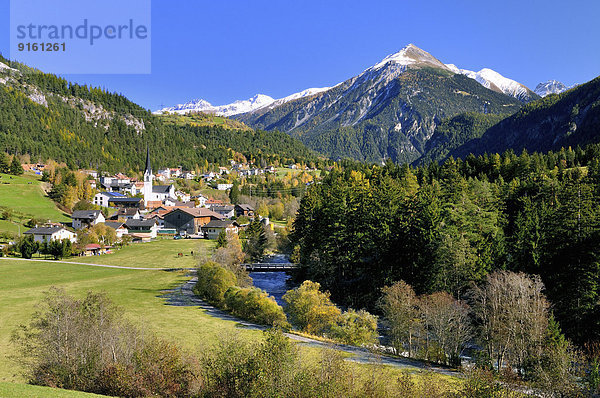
<box><xmin>244</xmin><ymin>262</ymin><xmax>298</xmax><ymax>271</ymax></box>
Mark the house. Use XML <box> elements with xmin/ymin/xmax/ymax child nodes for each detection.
<box><xmin>81</xmin><ymin>243</ymin><xmax>110</xmax><ymax>256</ymax></box>
<box><xmin>104</xmin><ymin>221</ymin><xmax>128</xmax><ymax>238</ymax></box>
<box><xmin>164</xmin><ymin>198</ymin><xmax>195</xmax><ymax>207</ymax></box>
<box><xmin>217</xmin><ymin>183</ymin><xmax>233</xmax><ymax>191</ymax></box>
<box><xmin>145</xmin><ymin>200</ymin><xmax>164</xmax><ymax>210</ymax></box>
<box><xmin>24</xmin><ymin>226</ymin><xmax>77</xmax><ymax>243</ymax></box>
<box><xmin>202</xmin><ymin>220</ymin><xmax>239</xmax><ymax>240</ymax></box>
<box><xmin>211</xmin><ymin>205</ymin><xmax>235</xmax><ymax>219</ymax></box>
<box><xmin>192</xmin><ymin>194</ymin><xmax>208</xmax><ymax>208</ymax></box>
<box><xmin>81</xmin><ymin>170</ymin><xmax>98</xmax><ymax>179</ymax></box>
<box><xmin>107</xmin><ymin>197</ymin><xmax>143</xmax><ymax>209</ymax></box>
<box><xmin>205</xmin><ymin>197</ymin><xmax>223</xmax><ymax>206</ymax></box>
<box><xmin>93</xmin><ymin>191</ymin><xmax>127</xmax><ymax>207</ymax></box>
<box><xmin>235</xmin><ymin>204</ymin><xmax>255</xmax><ymax>218</ymax></box>
<box><xmin>125</xmin><ymin>219</ymin><xmax>159</xmax><ymax>239</ymax></box>
<box><xmin>109</xmin><ymin>208</ymin><xmax>141</xmax><ymax>221</ymax></box>
<box><xmin>175</xmin><ymin>191</ymin><xmax>191</xmax><ymax>202</ymax></box>
<box><xmin>72</xmin><ymin>210</ymin><xmax>105</xmax><ymax>230</ymax></box>
<box><xmin>163</xmin><ymin>208</ymin><xmax>223</xmax><ymax>236</ymax></box>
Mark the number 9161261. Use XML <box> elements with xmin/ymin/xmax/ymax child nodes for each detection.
<box><xmin>18</xmin><ymin>42</ymin><xmax>66</xmax><ymax>52</ymax></box>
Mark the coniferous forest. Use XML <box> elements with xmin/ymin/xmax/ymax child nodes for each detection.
<box><xmin>292</xmin><ymin>144</ymin><xmax>600</xmax><ymax>346</ymax></box>
<box><xmin>0</xmin><ymin>54</ymin><xmax>318</xmax><ymax>172</ymax></box>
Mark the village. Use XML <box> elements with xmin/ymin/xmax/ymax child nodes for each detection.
<box><xmin>9</xmin><ymin>148</ymin><xmax>297</xmax><ymax>258</ymax></box>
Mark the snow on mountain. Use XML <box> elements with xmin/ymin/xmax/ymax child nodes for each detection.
<box><xmin>369</xmin><ymin>44</ymin><xmax>449</xmax><ymax>71</ymax></box>
<box><xmin>155</xmin><ymin>87</ymin><xmax>334</xmax><ymax>117</ymax></box>
<box><xmin>156</xmin><ymin>44</ymin><xmax>538</xmax><ymax>117</ymax></box>
<box><xmin>534</xmin><ymin>80</ymin><xmax>572</xmax><ymax>97</ymax></box>
<box><xmin>446</xmin><ymin>64</ymin><xmax>534</xmax><ymax>102</ymax></box>
<box><xmin>155</xmin><ymin>94</ymin><xmax>275</xmax><ymax>117</ymax></box>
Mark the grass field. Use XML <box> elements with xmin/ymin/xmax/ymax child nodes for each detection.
<box><xmin>0</xmin><ymin>382</ymin><xmax>111</xmax><ymax>397</ymax></box>
<box><xmin>0</xmin><ymin>259</ymin><xmax>262</xmax><ymax>383</ymax></box>
<box><xmin>0</xmin><ymin>173</ymin><xmax>70</xmax><ymax>236</ymax></box>
<box><xmin>64</xmin><ymin>238</ymin><xmax>214</xmax><ymax>268</ymax></box>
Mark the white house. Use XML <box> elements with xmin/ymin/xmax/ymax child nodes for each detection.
<box><xmin>103</xmin><ymin>221</ymin><xmax>129</xmax><ymax>238</ymax></box>
<box><xmin>24</xmin><ymin>226</ymin><xmax>77</xmax><ymax>243</ymax></box>
<box><xmin>94</xmin><ymin>191</ymin><xmax>127</xmax><ymax>207</ymax></box>
<box><xmin>210</xmin><ymin>205</ymin><xmax>235</xmax><ymax>219</ymax></box>
<box><xmin>125</xmin><ymin>219</ymin><xmax>160</xmax><ymax>239</ymax></box>
<box><xmin>72</xmin><ymin>210</ymin><xmax>105</xmax><ymax>230</ymax></box>
<box><xmin>192</xmin><ymin>194</ymin><xmax>208</xmax><ymax>208</ymax></box>
<box><xmin>217</xmin><ymin>183</ymin><xmax>233</xmax><ymax>191</ymax></box>
<box><xmin>202</xmin><ymin>220</ymin><xmax>239</xmax><ymax>240</ymax></box>
<box><xmin>175</xmin><ymin>191</ymin><xmax>191</xmax><ymax>202</ymax></box>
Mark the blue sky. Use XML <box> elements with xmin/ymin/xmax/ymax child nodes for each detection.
<box><xmin>1</xmin><ymin>0</ymin><xmax>599</xmax><ymax>110</ymax></box>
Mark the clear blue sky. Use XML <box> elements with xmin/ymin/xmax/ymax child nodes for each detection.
<box><xmin>1</xmin><ymin>0</ymin><xmax>599</xmax><ymax>111</ymax></box>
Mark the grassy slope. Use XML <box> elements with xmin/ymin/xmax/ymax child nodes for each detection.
<box><xmin>0</xmin><ymin>173</ymin><xmax>69</xmax><ymax>235</ymax></box>
<box><xmin>65</xmin><ymin>238</ymin><xmax>213</xmax><ymax>268</ymax></box>
<box><xmin>0</xmin><ymin>259</ymin><xmax>263</xmax><ymax>383</ymax></box>
<box><xmin>0</xmin><ymin>382</ymin><xmax>111</xmax><ymax>398</ymax></box>
<box><xmin>158</xmin><ymin>112</ymin><xmax>253</xmax><ymax>131</ymax></box>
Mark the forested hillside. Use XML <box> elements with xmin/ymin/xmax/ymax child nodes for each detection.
<box><xmin>0</xmin><ymin>55</ymin><xmax>317</xmax><ymax>172</ymax></box>
<box><xmin>292</xmin><ymin>144</ymin><xmax>600</xmax><ymax>346</ymax></box>
<box><xmin>449</xmin><ymin>75</ymin><xmax>600</xmax><ymax>159</ymax></box>
<box><xmin>415</xmin><ymin>112</ymin><xmax>508</xmax><ymax>165</ymax></box>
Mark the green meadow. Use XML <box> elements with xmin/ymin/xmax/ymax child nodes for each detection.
<box><xmin>65</xmin><ymin>238</ymin><xmax>215</xmax><ymax>269</ymax></box>
<box><xmin>0</xmin><ymin>382</ymin><xmax>112</xmax><ymax>398</ymax></box>
<box><xmin>0</xmin><ymin>259</ymin><xmax>262</xmax><ymax>384</ymax></box>
<box><xmin>0</xmin><ymin>173</ymin><xmax>70</xmax><ymax>236</ymax></box>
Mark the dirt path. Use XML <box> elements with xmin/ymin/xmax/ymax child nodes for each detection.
<box><xmin>162</xmin><ymin>273</ymin><xmax>460</xmax><ymax>377</ymax></box>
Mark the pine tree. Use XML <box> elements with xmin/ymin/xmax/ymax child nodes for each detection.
<box><xmin>9</xmin><ymin>156</ymin><xmax>23</xmax><ymax>175</ymax></box>
<box><xmin>0</xmin><ymin>153</ymin><xmax>9</xmax><ymax>174</ymax></box>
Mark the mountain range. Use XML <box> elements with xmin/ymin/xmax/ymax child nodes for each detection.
<box><xmin>0</xmin><ymin>55</ymin><xmax>316</xmax><ymax>171</ymax></box>
<box><xmin>158</xmin><ymin>44</ymin><xmax>583</xmax><ymax>163</ymax></box>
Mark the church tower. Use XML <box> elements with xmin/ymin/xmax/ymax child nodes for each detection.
<box><xmin>143</xmin><ymin>146</ymin><xmax>153</xmax><ymax>206</ymax></box>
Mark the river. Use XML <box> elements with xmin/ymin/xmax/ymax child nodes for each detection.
<box><xmin>249</xmin><ymin>254</ymin><xmax>296</xmax><ymax>306</ymax></box>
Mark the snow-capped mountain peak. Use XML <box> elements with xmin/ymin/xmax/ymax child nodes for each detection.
<box><xmin>369</xmin><ymin>44</ymin><xmax>448</xmax><ymax>71</ymax></box>
<box><xmin>445</xmin><ymin>64</ymin><xmax>535</xmax><ymax>102</ymax></box>
<box><xmin>155</xmin><ymin>88</ymin><xmax>335</xmax><ymax>117</ymax></box>
<box><xmin>534</xmin><ymin>80</ymin><xmax>572</xmax><ymax>97</ymax></box>
<box><xmin>155</xmin><ymin>94</ymin><xmax>275</xmax><ymax>117</ymax></box>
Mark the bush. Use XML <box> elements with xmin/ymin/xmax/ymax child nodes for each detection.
<box><xmin>282</xmin><ymin>280</ymin><xmax>341</xmax><ymax>335</ymax></box>
<box><xmin>194</xmin><ymin>261</ymin><xmax>237</xmax><ymax>305</ymax></box>
<box><xmin>97</xmin><ymin>338</ymin><xmax>198</xmax><ymax>398</ymax></box>
<box><xmin>224</xmin><ymin>286</ymin><xmax>289</xmax><ymax>327</ymax></box>
<box><xmin>12</xmin><ymin>288</ymin><xmax>199</xmax><ymax>397</ymax></box>
<box><xmin>329</xmin><ymin>309</ymin><xmax>378</xmax><ymax>346</ymax></box>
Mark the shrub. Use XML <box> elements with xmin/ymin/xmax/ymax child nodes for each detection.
<box><xmin>224</xmin><ymin>286</ymin><xmax>289</xmax><ymax>327</ymax></box>
<box><xmin>282</xmin><ymin>280</ymin><xmax>341</xmax><ymax>335</ymax></box>
<box><xmin>194</xmin><ymin>261</ymin><xmax>237</xmax><ymax>305</ymax></box>
<box><xmin>12</xmin><ymin>288</ymin><xmax>199</xmax><ymax>397</ymax></box>
<box><xmin>329</xmin><ymin>309</ymin><xmax>378</xmax><ymax>346</ymax></box>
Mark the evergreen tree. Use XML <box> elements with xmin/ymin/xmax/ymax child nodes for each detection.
<box><xmin>0</xmin><ymin>153</ymin><xmax>9</xmax><ymax>174</ymax></box>
<box><xmin>229</xmin><ymin>181</ymin><xmax>240</xmax><ymax>204</ymax></box>
<box><xmin>9</xmin><ymin>156</ymin><xmax>23</xmax><ymax>175</ymax></box>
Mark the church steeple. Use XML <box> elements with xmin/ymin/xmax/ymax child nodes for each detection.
<box><xmin>144</xmin><ymin>146</ymin><xmax>151</xmax><ymax>175</ymax></box>
<box><xmin>143</xmin><ymin>146</ymin><xmax>153</xmax><ymax>207</ymax></box>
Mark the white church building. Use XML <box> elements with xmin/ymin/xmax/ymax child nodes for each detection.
<box><xmin>143</xmin><ymin>147</ymin><xmax>176</xmax><ymax>206</ymax></box>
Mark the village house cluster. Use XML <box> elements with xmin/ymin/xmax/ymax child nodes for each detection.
<box><xmin>23</xmin><ymin>149</ymin><xmax>259</xmax><ymax>256</ymax></box>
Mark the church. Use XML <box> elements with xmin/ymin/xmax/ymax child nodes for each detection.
<box><xmin>143</xmin><ymin>147</ymin><xmax>176</xmax><ymax>206</ymax></box>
